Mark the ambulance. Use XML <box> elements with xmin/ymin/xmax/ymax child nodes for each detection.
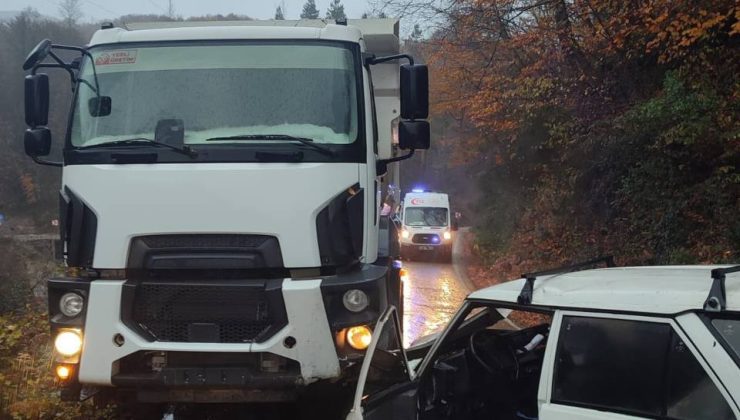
<box><xmin>398</xmin><ymin>190</ymin><xmax>454</xmax><ymax>261</ymax></box>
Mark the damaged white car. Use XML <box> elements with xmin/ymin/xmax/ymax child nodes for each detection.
<box><xmin>346</xmin><ymin>260</ymin><xmax>740</xmax><ymax>420</ymax></box>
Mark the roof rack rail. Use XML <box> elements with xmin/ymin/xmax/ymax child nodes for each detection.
<box><xmin>518</xmin><ymin>256</ymin><xmax>615</xmax><ymax>305</ymax></box>
<box><xmin>704</xmin><ymin>265</ymin><xmax>740</xmax><ymax>312</ymax></box>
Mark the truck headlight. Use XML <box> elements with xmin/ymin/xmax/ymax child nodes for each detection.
<box><xmin>54</xmin><ymin>329</ymin><xmax>83</xmax><ymax>356</ymax></box>
<box><xmin>55</xmin><ymin>364</ymin><xmax>73</xmax><ymax>380</ymax></box>
<box><xmin>343</xmin><ymin>289</ymin><xmax>369</xmax><ymax>313</ymax></box>
<box><xmin>346</xmin><ymin>325</ymin><xmax>372</xmax><ymax>350</ymax></box>
<box><xmin>443</xmin><ymin>231</ymin><xmax>452</xmax><ymax>240</ymax></box>
<box><xmin>59</xmin><ymin>292</ymin><xmax>84</xmax><ymax>317</ymax></box>
<box><xmin>401</xmin><ymin>230</ymin><xmax>410</xmax><ymax>239</ymax></box>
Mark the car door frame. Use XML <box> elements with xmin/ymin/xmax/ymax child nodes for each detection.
<box><xmin>346</xmin><ymin>305</ymin><xmax>416</xmax><ymax>420</ymax></box>
<box><xmin>538</xmin><ymin>310</ymin><xmax>740</xmax><ymax>420</ymax></box>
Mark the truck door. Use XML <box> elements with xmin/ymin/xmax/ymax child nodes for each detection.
<box><xmin>346</xmin><ymin>307</ymin><xmax>417</xmax><ymax>420</ymax></box>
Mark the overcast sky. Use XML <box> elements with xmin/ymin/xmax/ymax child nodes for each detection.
<box><xmin>2</xmin><ymin>0</ymin><xmax>376</xmax><ymax>21</ymax></box>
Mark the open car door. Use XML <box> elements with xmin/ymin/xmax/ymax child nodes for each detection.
<box><xmin>346</xmin><ymin>306</ymin><xmax>418</xmax><ymax>420</ymax></box>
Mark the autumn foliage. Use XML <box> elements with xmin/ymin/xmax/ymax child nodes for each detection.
<box><xmin>420</xmin><ymin>0</ymin><xmax>739</xmax><ymax>276</ymax></box>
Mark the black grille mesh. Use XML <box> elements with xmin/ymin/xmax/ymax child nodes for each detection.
<box><xmin>140</xmin><ymin>234</ymin><xmax>270</xmax><ymax>249</ymax></box>
<box><xmin>412</xmin><ymin>234</ymin><xmax>440</xmax><ymax>244</ymax></box>
<box><xmin>132</xmin><ymin>283</ymin><xmax>271</xmax><ymax>343</ymax></box>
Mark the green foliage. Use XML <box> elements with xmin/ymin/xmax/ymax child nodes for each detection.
<box><xmin>468</xmin><ymin>69</ymin><xmax>738</xmax><ymax>267</ymax></box>
<box><xmin>0</xmin><ymin>308</ymin><xmax>114</xmax><ymax>419</ymax></box>
<box><xmin>300</xmin><ymin>0</ymin><xmax>320</xmax><ymax>19</ymax></box>
<box><xmin>325</xmin><ymin>0</ymin><xmax>346</xmax><ymax>20</ymax></box>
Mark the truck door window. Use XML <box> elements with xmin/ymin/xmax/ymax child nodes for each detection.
<box><xmin>553</xmin><ymin>316</ymin><xmax>734</xmax><ymax>419</ymax></box>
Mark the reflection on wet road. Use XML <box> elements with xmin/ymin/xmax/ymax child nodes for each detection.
<box><xmin>402</xmin><ymin>259</ymin><xmax>470</xmax><ymax>347</ymax></box>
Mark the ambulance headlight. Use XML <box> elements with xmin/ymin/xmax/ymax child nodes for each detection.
<box><xmin>343</xmin><ymin>289</ymin><xmax>369</xmax><ymax>313</ymax></box>
<box><xmin>401</xmin><ymin>230</ymin><xmax>410</xmax><ymax>239</ymax></box>
<box><xmin>59</xmin><ymin>292</ymin><xmax>84</xmax><ymax>317</ymax></box>
<box><xmin>443</xmin><ymin>231</ymin><xmax>452</xmax><ymax>240</ymax></box>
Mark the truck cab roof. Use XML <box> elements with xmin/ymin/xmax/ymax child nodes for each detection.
<box><xmin>88</xmin><ymin>19</ymin><xmax>399</xmax><ymax>51</ymax></box>
<box><xmin>468</xmin><ymin>265</ymin><xmax>740</xmax><ymax>314</ymax></box>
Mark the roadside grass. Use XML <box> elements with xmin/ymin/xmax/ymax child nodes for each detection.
<box><xmin>0</xmin><ymin>306</ymin><xmax>114</xmax><ymax>419</ymax></box>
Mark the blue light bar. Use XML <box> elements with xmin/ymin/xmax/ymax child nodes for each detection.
<box><xmin>412</xmin><ymin>188</ymin><xmax>425</xmax><ymax>193</ymax></box>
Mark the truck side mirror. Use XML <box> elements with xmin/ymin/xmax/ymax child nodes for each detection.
<box><xmin>400</xmin><ymin>64</ymin><xmax>429</xmax><ymax>120</ymax></box>
<box><xmin>22</xmin><ymin>39</ymin><xmax>52</xmax><ymax>71</ymax></box>
<box><xmin>24</xmin><ymin>128</ymin><xmax>52</xmax><ymax>158</ymax></box>
<box><xmin>398</xmin><ymin>120</ymin><xmax>430</xmax><ymax>150</ymax></box>
<box><xmin>25</xmin><ymin>74</ymin><xmax>50</xmax><ymax>127</ymax></box>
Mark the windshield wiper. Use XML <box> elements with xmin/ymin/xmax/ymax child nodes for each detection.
<box><xmin>205</xmin><ymin>134</ymin><xmax>335</xmax><ymax>157</ymax></box>
<box><xmin>78</xmin><ymin>138</ymin><xmax>198</xmax><ymax>158</ymax></box>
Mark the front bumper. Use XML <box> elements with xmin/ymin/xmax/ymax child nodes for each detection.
<box><xmin>49</xmin><ymin>264</ymin><xmax>391</xmax><ymax>391</ymax></box>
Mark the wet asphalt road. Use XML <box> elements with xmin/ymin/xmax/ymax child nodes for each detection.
<box><xmin>401</xmin><ymin>253</ymin><xmax>471</xmax><ymax>347</ymax></box>
<box><xmin>402</xmin><ymin>229</ymin><xmax>473</xmax><ymax>347</ymax></box>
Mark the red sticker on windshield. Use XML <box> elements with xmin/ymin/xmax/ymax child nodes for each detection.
<box><xmin>95</xmin><ymin>50</ymin><xmax>138</xmax><ymax>65</ymax></box>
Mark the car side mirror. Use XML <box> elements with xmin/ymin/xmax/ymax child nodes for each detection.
<box><xmin>398</xmin><ymin>120</ymin><xmax>430</xmax><ymax>150</ymax></box>
<box><xmin>24</xmin><ymin>128</ymin><xmax>52</xmax><ymax>158</ymax></box>
<box><xmin>25</xmin><ymin>74</ymin><xmax>50</xmax><ymax>127</ymax></box>
<box><xmin>400</xmin><ymin>64</ymin><xmax>429</xmax><ymax>120</ymax></box>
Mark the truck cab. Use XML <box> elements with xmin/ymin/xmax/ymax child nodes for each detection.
<box><xmin>398</xmin><ymin>191</ymin><xmax>454</xmax><ymax>261</ymax></box>
<box><xmin>21</xmin><ymin>19</ymin><xmax>429</xmax><ymax>405</ymax></box>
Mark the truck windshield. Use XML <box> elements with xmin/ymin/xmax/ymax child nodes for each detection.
<box><xmin>405</xmin><ymin>207</ymin><xmax>449</xmax><ymax>227</ymax></box>
<box><xmin>70</xmin><ymin>42</ymin><xmax>359</xmax><ymax>148</ymax></box>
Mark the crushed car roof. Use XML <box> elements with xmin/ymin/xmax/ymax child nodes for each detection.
<box><xmin>468</xmin><ymin>265</ymin><xmax>740</xmax><ymax>314</ymax></box>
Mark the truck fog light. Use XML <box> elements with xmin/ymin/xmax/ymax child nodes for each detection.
<box><xmin>54</xmin><ymin>329</ymin><xmax>83</xmax><ymax>356</ymax></box>
<box><xmin>56</xmin><ymin>365</ymin><xmax>72</xmax><ymax>380</ymax></box>
<box><xmin>443</xmin><ymin>231</ymin><xmax>452</xmax><ymax>240</ymax></box>
<box><xmin>346</xmin><ymin>325</ymin><xmax>372</xmax><ymax>350</ymax></box>
<box><xmin>59</xmin><ymin>292</ymin><xmax>84</xmax><ymax>317</ymax></box>
<box><xmin>401</xmin><ymin>230</ymin><xmax>410</xmax><ymax>239</ymax></box>
<box><xmin>343</xmin><ymin>289</ymin><xmax>369</xmax><ymax>312</ymax></box>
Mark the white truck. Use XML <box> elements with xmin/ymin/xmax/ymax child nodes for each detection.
<box><xmin>398</xmin><ymin>190</ymin><xmax>455</xmax><ymax>261</ymax></box>
<box><xmin>21</xmin><ymin>18</ymin><xmax>428</xmax><ymax>408</ymax></box>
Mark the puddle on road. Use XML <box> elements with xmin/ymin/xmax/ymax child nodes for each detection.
<box><xmin>402</xmin><ymin>261</ymin><xmax>469</xmax><ymax>347</ymax></box>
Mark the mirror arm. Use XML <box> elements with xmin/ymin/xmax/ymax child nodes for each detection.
<box><xmin>365</xmin><ymin>53</ymin><xmax>415</xmax><ymax>66</ymax></box>
<box><xmin>47</xmin><ymin>44</ymin><xmax>100</xmax><ymax>96</ymax></box>
<box><xmin>32</xmin><ymin>157</ymin><xmax>63</xmax><ymax>167</ymax></box>
<box><xmin>51</xmin><ymin>44</ymin><xmax>87</xmax><ymax>53</ymax></box>
<box><xmin>376</xmin><ymin>149</ymin><xmax>415</xmax><ymax>175</ymax></box>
